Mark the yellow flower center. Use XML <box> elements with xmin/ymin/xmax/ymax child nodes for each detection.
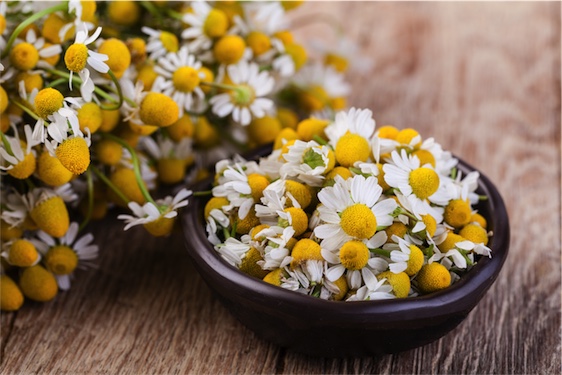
<box><xmin>0</xmin><ymin>15</ymin><xmax>6</xmax><ymax>35</ymax></box>
<box><xmin>329</xmin><ymin>96</ymin><xmax>347</xmax><ymax>111</ymax></box>
<box><xmin>324</xmin><ymin>53</ymin><xmax>348</xmax><ymax>72</ymax></box>
<box><xmin>377</xmin><ymin>125</ymin><xmax>399</xmax><ymax>140</ymax></box>
<box><xmin>290</xmin><ymin>238</ymin><xmax>322</xmax><ymax>268</ymax></box>
<box><xmin>299</xmin><ymin>85</ymin><xmax>328</xmax><ymax>112</ymax></box>
<box><xmin>10</xmin><ymin>42</ymin><xmax>39</xmax><ymax>71</ymax></box>
<box><xmin>109</xmin><ymin>167</ymin><xmax>146</xmax><ymax>206</ymax></box>
<box><xmin>285</xmin><ymin>180</ymin><xmax>312</xmax><ymax>209</ymax></box>
<box><xmin>194</xmin><ymin>116</ymin><xmax>219</xmax><ymax>148</ymax></box>
<box><xmin>0</xmin><ymin>220</ymin><xmax>23</xmax><ymax>241</ymax></box>
<box><xmin>339</xmin><ymin>241</ymin><xmax>369</xmax><ymax>271</ymax></box>
<box><xmin>412</xmin><ymin>149</ymin><xmax>436</xmax><ymax>167</ymax></box>
<box><xmin>325</xmin><ymin>166</ymin><xmax>353</xmax><ymax>182</ymax></box>
<box><xmin>139</xmin><ymin>92</ymin><xmax>179</xmax><ymax>127</ymax></box>
<box><xmin>335</xmin><ymin>133</ymin><xmax>371</xmax><ymax>168</ymax></box>
<box><xmin>108</xmin><ymin>1</ymin><xmax>141</xmax><ymax>26</ymax></box>
<box><xmin>235</xmin><ymin>207</ymin><xmax>260</xmax><ymax>235</ymax></box>
<box><xmin>127</xmin><ymin>37</ymin><xmax>147</xmax><ymax>65</ymax></box>
<box><xmin>416</xmin><ymin>263</ymin><xmax>451</xmax><ymax>294</ymax></box>
<box><xmin>230</xmin><ymin>84</ymin><xmax>255</xmax><ymax>107</ymax></box>
<box><xmin>42</xmin><ymin>13</ymin><xmax>74</xmax><ymax>44</ymax></box>
<box><xmin>42</xmin><ymin>42</ymin><xmax>61</xmax><ymax>66</ymax></box>
<box><xmin>37</xmin><ymin>151</ymin><xmax>74</xmax><ymax>186</ymax></box>
<box><xmin>331</xmin><ymin>275</ymin><xmax>349</xmax><ymax>301</ymax></box>
<box><xmin>443</xmin><ymin>199</ymin><xmax>472</xmax><ymax>228</ymax></box>
<box><xmin>19</xmin><ymin>265</ymin><xmax>58</xmax><ymax>302</ymax></box>
<box><xmin>160</xmin><ymin>31</ymin><xmax>179</xmax><ymax>53</ymax></box>
<box><xmin>378</xmin><ymin>271</ymin><xmax>410</xmax><ymax>298</ymax></box>
<box><xmin>263</xmin><ymin>268</ymin><xmax>285</xmax><ymax>286</ymax></box>
<box><xmin>56</xmin><ymin>137</ymin><xmax>90</xmax><ymax>175</ymax></box>
<box><xmin>459</xmin><ymin>223</ymin><xmax>489</xmax><ymax>245</ymax></box>
<box><xmin>166</xmin><ymin>115</ymin><xmax>193</xmax><ymax>142</ymax></box>
<box><xmin>203</xmin><ymin>8</ymin><xmax>228</xmax><ymax>38</ymax></box>
<box><xmin>30</xmin><ymin>196</ymin><xmax>69</xmax><ymax>238</ymax></box>
<box><xmin>144</xmin><ymin>216</ymin><xmax>176</xmax><ymax>237</ymax></box>
<box><xmin>64</xmin><ymin>43</ymin><xmax>89</xmax><ymax>72</ymax></box>
<box><xmin>285</xmin><ymin>42</ymin><xmax>307</xmax><ymax>71</ymax></box>
<box><xmin>247</xmin><ymin>173</ymin><xmax>269</xmax><ymax>202</ymax></box>
<box><xmin>34</xmin><ymin>87</ymin><xmax>64</xmax><ymax>119</ymax></box>
<box><xmin>204</xmin><ymin>196</ymin><xmax>229</xmax><ymax>219</ymax></box>
<box><xmin>405</xmin><ymin>244</ymin><xmax>424</xmax><ymax>276</ymax></box>
<box><xmin>77</xmin><ymin>102</ymin><xmax>103</xmax><ymax>133</ymax></box>
<box><xmin>283</xmin><ymin>207</ymin><xmax>308</xmax><ymax>236</ymax></box>
<box><xmin>0</xmin><ymin>86</ymin><xmax>7</xmax><ymax>114</ymax></box>
<box><xmin>136</xmin><ymin>63</ymin><xmax>158</xmax><ymax>90</ymax></box>
<box><xmin>213</xmin><ymin>35</ymin><xmax>246</xmax><ymax>65</ymax></box>
<box><xmin>396</xmin><ymin>128</ymin><xmax>421</xmax><ymax>148</ymax></box>
<box><xmin>281</xmin><ymin>0</ymin><xmax>304</xmax><ymax>10</ymax></box>
<box><xmin>273</xmin><ymin>30</ymin><xmax>293</xmax><ymax>45</ymax></box>
<box><xmin>248</xmin><ymin>116</ymin><xmax>282</xmax><ymax>146</ymax></box>
<box><xmin>421</xmin><ymin>214</ymin><xmax>437</xmax><ymax>237</ymax></box>
<box><xmin>340</xmin><ymin>203</ymin><xmax>377</xmax><ymax>239</ymax></box>
<box><xmin>7</xmin><ymin>148</ymin><xmax>36</xmax><ymax>180</ymax></box>
<box><xmin>99</xmin><ymin>107</ymin><xmax>121</xmax><ymax>132</ymax></box>
<box><xmin>94</xmin><ymin>139</ymin><xmax>122</xmax><ymax>166</ymax></box>
<box><xmin>409</xmin><ymin>167</ymin><xmax>439</xmax><ymax>200</ymax></box>
<box><xmin>198</xmin><ymin>66</ymin><xmax>214</xmax><ymax>94</ymax></box>
<box><xmin>276</xmin><ymin>107</ymin><xmax>298</xmax><ymax>129</ymax></box>
<box><xmin>437</xmin><ymin>232</ymin><xmax>465</xmax><ymax>252</ymax></box>
<box><xmin>470</xmin><ymin>213</ymin><xmax>487</xmax><ymax>229</ymax></box>
<box><xmin>239</xmin><ymin>247</ymin><xmax>268</xmax><ymax>279</ymax></box>
<box><xmin>384</xmin><ymin>222</ymin><xmax>408</xmax><ymax>243</ymax></box>
<box><xmin>247</xmin><ymin>31</ymin><xmax>271</xmax><ymax>56</ymax></box>
<box><xmin>9</xmin><ymin>239</ymin><xmax>39</xmax><ymax>267</ymax></box>
<box><xmin>296</xmin><ymin>118</ymin><xmax>329</xmax><ymax>142</ymax></box>
<box><xmin>157</xmin><ymin>158</ymin><xmax>186</xmax><ymax>185</ymax></box>
<box><xmin>172</xmin><ymin>66</ymin><xmax>201</xmax><ymax>93</ymax></box>
<box><xmin>0</xmin><ymin>275</ymin><xmax>24</xmax><ymax>311</ymax></box>
<box><xmin>98</xmin><ymin>38</ymin><xmax>131</xmax><ymax>78</ymax></box>
<box><xmin>45</xmin><ymin>245</ymin><xmax>78</xmax><ymax>275</ymax></box>
<box><xmin>80</xmin><ymin>1</ymin><xmax>97</xmax><ymax>22</ymax></box>
<box><xmin>15</xmin><ymin>72</ymin><xmax>44</xmax><ymax>94</ymax></box>
<box><xmin>273</xmin><ymin>127</ymin><xmax>298</xmax><ymax>150</ymax></box>
<box><xmin>249</xmin><ymin>224</ymin><xmax>270</xmax><ymax>241</ymax></box>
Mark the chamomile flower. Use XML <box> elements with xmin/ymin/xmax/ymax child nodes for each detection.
<box><xmin>181</xmin><ymin>1</ymin><xmax>229</xmax><ymax>53</ymax></box>
<box><xmin>314</xmin><ymin>175</ymin><xmax>397</xmax><ymax>251</ymax></box>
<box><xmin>142</xmin><ymin>26</ymin><xmax>180</xmax><ymax>60</ymax></box>
<box><xmin>258</xmin><ymin>225</ymin><xmax>295</xmax><ymax>270</ymax></box>
<box><xmin>279</xmin><ymin>140</ymin><xmax>334</xmax><ymax>186</ymax></box>
<box><xmin>215</xmin><ymin>236</ymin><xmax>251</xmax><ymax>267</ymax></box>
<box><xmin>346</xmin><ymin>275</ymin><xmax>395</xmax><ymax>301</ymax></box>
<box><xmin>0</xmin><ymin>124</ymin><xmax>40</xmax><ymax>179</ymax></box>
<box><xmin>209</xmin><ymin>60</ymin><xmax>274</xmax><ymax>126</ymax></box>
<box><xmin>9</xmin><ymin>28</ymin><xmax>62</xmax><ymax>71</ymax></box>
<box><xmin>32</xmin><ymin>222</ymin><xmax>98</xmax><ymax>290</ymax></box>
<box><xmin>64</xmin><ymin>24</ymin><xmax>109</xmax><ymax>100</ymax></box>
<box><xmin>43</xmin><ymin>120</ymin><xmax>92</xmax><ymax>175</ymax></box>
<box><xmin>141</xmin><ymin>135</ymin><xmax>194</xmax><ymax>185</ymax></box>
<box><xmin>118</xmin><ymin>188</ymin><xmax>192</xmax><ymax>236</ymax></box>
<box><xmin>383</xmin><ymin>235</ymin><xmax>425</xmax><ymax>275</ymax></box>
<box><xmin>152</xmin><ymin>47</ymin><xmax>206</xmax><ymax>115</ymax></box>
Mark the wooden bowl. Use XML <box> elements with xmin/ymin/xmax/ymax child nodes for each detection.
<box><xmin>181</xmin><ymin>154</ymin><xmax>510</xmax><ymax>357</ymax></box>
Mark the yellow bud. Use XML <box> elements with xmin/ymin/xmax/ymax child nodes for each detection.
<box><xmin>10</xmin><ymin>42</ymin><xmax>39</xmax><ymax>71</ymax></box>
<box><xmin>77</xmin><ymin>102</ymin><xmax>103</xmax><ymax>133</ymax></box>
<box><xmin>107</xmin><ymin>1</ymin><xmax>140</xmax><ymax>26</ymax></box>
<box><xmin>19</xmin><ymin>265</ymin><xmax>58</xmax><ymax>302</ymax></box>
<box><xmin>45</xmin><ymin>245</ymin><xmax>78</xmax><ymax>275</ymax></box>
<box><xmin>139</xmin><ymin>92</ymin><xmax>179</xmax><ymax>127</ymax></box>
<box><xmin>108</xmin><ymin>167</ymin><xmax>146</xmax><ymax>206</ymax></box>
<box><xmin>378</xmin><ymin>271</ymin><xmax>410</xmax><ymax>298</ymax></box>
<box><xmin>167</xmin><ymin>115</ymin><xmax>194</xmax><ymax>142</ymax></box>
<box><xmin>56</xmin><ymin>137</ymin><xmax>90</xmax><ymax>175</ymax></box>
<box><xmin>213</xmin><ymin>35</ymin><xmax>246</xmax><ymax>65</ymax></box>
<box><xmin>30</xmin><ymin>196</ymin><xmax>69</xmax><ymax>238</ymax></box>
<box><xmin>1</xmin><ymin>275</ymin><xmax>24</xmax><ymax>311</ymax></box>
<box><xmin>98</xmin><ymin>38</ymin><xmax>131</xmax><ymax>79</ymax></box>
<box><xmin>37</xmin><ymin>151</ymin><xmax>73</xmax><ymax>186</ymax></box>
<box><xmin>94</xmin><ymin>139</ymin><xmax>122</xmax><ymax>166</ymax></box>
<box><xmin>296</xmin><ymin>118</ymin><xmax>329</xmax><ymax>142</ymax></box>
<box><xmin>290</xmin><ymin>238</ymin><xmax>322</xmax><ymax>269</ymax></box>
<box><xmin>416</xmin><ymin>263</ymin><xmax>451</xmax><ymax>294</ymax></box>
<box><xmin>239</xmin><ymin>247</ymin><xmax>268</xmax><ymax>279</ymax></box>
<box><xmin>248</xmin><ymin>116</ymin><xmax>282</xmax><ymax>146</ymax></box>
<box><xmin>8</xmin><ymin>239</ymin><xmax>39</xmax><ymax>267</ymax></box>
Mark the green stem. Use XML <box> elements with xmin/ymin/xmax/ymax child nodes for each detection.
<box><xmin>1</xmin><ymin>3</ymin><xmax>68</xmax><ymax>58</ymax></box>
<box><xmin>165</xmin><ymin>8</ymin><xmax>184</xmax><ymax>21</ymax></box>
<box><xmin>0</xmin><ymin>130</ymin><xmax>13</xmax><ymax>155</ymax></box>
<box><xmin>47</xmin><ymin>78</ymin><xmax>69</xmax><ymax>89</ymax></box>
<box><xmin>193</xmin><ymin>190</ymin><xmax>212</xmax><ymax>197</ymax></box>
<box><xmin>313</xmin><ymin>135</ymin><xmax>328</xmax><ymax>146</ymax></box>
<box><xmin>370</xmin><ymin>248</ymin><xmax>391</xmax><ymax>258</ymax></box>
<box><xmin>79</xmin><ymin>167</ymin><xmax>95</xmax><ymax>233</ymax></box>
<box><xmin>99</xmin><ymin>71</ymin><xmax>124</xmax><ymax>111</ymax></box>
<box><xmin>140</xmin><ymin>1</ymin><xmax>163</xmax><ymax>25</ymax></box>
<box><xmin>90</xmin><ymin>164</ymin><xmax>131</xmax><ymax>205</ymax></box>
<box><xmin>12</xmin><ymin>100</ymin><xmax>40</xmax><ymax>121</ymax></box>
<box><xmin>101</xmin><ymin>133</ymin><xmax>158</xmax><ymax>208</ymax></box>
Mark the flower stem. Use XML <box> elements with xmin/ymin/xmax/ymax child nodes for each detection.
<box><xmin>90</xmin><ymin>164</ymin><xmax>131</xmax><ymax>206</ymax></box>
<box><xmin>370</xmin><ymin>248</ymin><xmax>391</xmax><ymax>258</ymax></box>
<box><xmin>1</xmin><ymin>2</ymin><xmax>68</xmax><ymax>58</ymax></box>
<box><xmin>99</xmin><ymin>71</ymin><xmax>124</xmax><ymax>111</ymax></box>
<box><xmin>193</xmin><ymin>190</ymin><xmax>212</xmax><ymax>197</ymax></box>
<box><xmin>101</xmin><ymin>133</ymin><xmax>158</xmax><ymax>209</ymax></box>
<box><xmin>47</xmin><ymin>78</ymin><xmax>69</xmax><ymax>89</ymax></box>
<box><xmin>79</xmin><ymin>167</ymin><xmax>95</xmax><ymax>233</ymax></box>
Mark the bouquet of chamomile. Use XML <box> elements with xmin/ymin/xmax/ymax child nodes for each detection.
<box><xmin>0</xmin><ymin>0</ymin><xmax>358</xmax><ymax>311</ymax></box>
<box><xmin>205</xmin><ymin>107</ymin><xmax>493</xmax><ymax>301</ymax></box>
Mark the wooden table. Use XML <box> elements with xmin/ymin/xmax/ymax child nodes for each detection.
<box><xmin>2</xmin><ymin>2</ymin><xmax>560</xmax><ymax>373</ymax></box>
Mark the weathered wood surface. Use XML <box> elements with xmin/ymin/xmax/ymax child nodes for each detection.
<box><xmin>2</xmin><ymin>2</ymin><xmax>560</xmax><ymax>374</ymax></box>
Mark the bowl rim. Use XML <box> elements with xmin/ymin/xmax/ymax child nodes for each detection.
<box><xmin>182</xmin><ymin>153</ymin><xmax>510</xmax><ymax>321</ymax></box>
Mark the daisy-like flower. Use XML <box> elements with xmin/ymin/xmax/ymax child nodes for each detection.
<box><xmin>0</xmin><ymin>124</ymin><xmax>40</xmax><ymax>179</ymax></box>
<box><xmin>383</xmin><ymin>149</ymin><xmax>450</xmax><ymax>219</ymax></box>
<box><xmin>141</xmin><ymin>134</ymin><xmax>194</xmax><ymax>185</ymax></box>
<box><xmin>64</xmin><ymin>23</ymin><xmax>109</xmax><ymax>100</ymax></box>
<box><xmin>382</xmin><ymin>235</ymin><xmax>425</xmax><ymax>275</ymax></box>
<box><xmin>314</xmin><ymin>175</ymin><xmax>397</xmax><ymax>251</ymax></box>
<box><xmin>324</xmin><ymin>107</ymin><xmax>377</xmax><ymax>166</ymax></box>
<box><xmin>345</xmin><ymin>275</ymin><xmax>395</xmax><ymax>301</ymax></box>
<box><xmin>279</xmin><ymin>140</ymin><xmax>334</xmax><ymax>186</ymax></box>
<box><xmin>8</xmin><ymin>28</ymin><xmax>62</xmax><ymax>71</ymax></box>
<box><xmin>257</xmin><ymin>225</ymin><xmax>295</xmax><ymax>270</ymax></box>
<box><xmin>43</xmin><ymin>119</ymin><xmax>92</xmax><ymax>176</ymax></box>
<box><xmin>215</xmin><ymin>236</ymin><xmax>251</xmax><ymax>267</ymax></box>
<box><xmin>210</xmin><ymin>60</ymin><xmax>274</xmax><ymax>126</ymax></box>
<box><xmin>118</xmin><ymin>188</ymin><xmax>192</xmax><ymax>237</ymax></box>
<box><xmin>181</xmin><ymin>1</ymin><xmax>229</xmax><ymax>53</ymax></box>
<box><xmin>31</xmin><ymin>222</ymin><xmax>98</xmax><ymax>290</ymax></box>
<box><xmin>142</xmin><ymin>26</ymin><xmax>180</xmax><ymax>60</ymax></box>
<box><xmin>152</xmin><ymin>47</ymin><xmax>206</xmax><ymax>116</ymax></box>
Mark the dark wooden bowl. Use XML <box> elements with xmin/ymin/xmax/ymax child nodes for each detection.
<box><xmin>181</xmin><ymin>151</ymin><xmax>510</xmax><ymax>357</ymax></box>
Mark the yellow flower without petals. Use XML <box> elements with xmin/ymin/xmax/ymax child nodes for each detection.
<box><xmin>444</xmin><ymin>199</ymin><xmax>472</xmax><ymax>229</ymax></box>
<box><xmin>19</xmin><ymin>265</ymin><xmax>58</xmax><ymax>302</ymax></box>
<box><xmin>285</xmin><ymin>180</ymin><xmax>312</xmax><ymax>209</ymax></box>
<box><xmin>284</xmin><ymin>207</ymin><xmax>308</xmax><ymax>236</ymax></box>
<box><xmin>405</xmin><ymin>245</ymin><xmax>424</xmax><ymax>276</ymax></box>
<box><xmin>263</xmin><ymin>268</ymin><xmax>285</xmax><ymax>286</ymax></box>
<box><xmin>412</xmin><ymin>149</ymin><xmax>436</xmax><ymax>167</ymax></box>
<box><xmin>80</xmin><ymin>1</ymin><xmax>97</xmax><ymax>22</ymax></box>
<box><xmin>8</xmin><ymin>239</ymin><xmax>39</xmax><ymax>267</ymax></box>
<box><xmin>203</xmin><ymin>8</ymin><xmax>228</xmax><ymax>38</ymax></box>
<box><xmin>144</xmin><ymin>216</ymin><xmax>176</xmax><ymax>237</ymax></box>
<box><xmin>459</xmin><ymin>223</ymin><xmax>489</xmax><ymax>245</ymax></box>
<box><xmin>273</xmin><ymin>30</ymin><xmax>293</xmax><ymax>45</ymax></box>
<box><xmin>384</xmin><ymin>222</ymin><xmax>408</xmax><ymax>243</ymax></box>
<box><xmin>15</xmin><ymin>72</ymin><xmax>43</xmax><ymax>94</ymax></box>
<box><xmin>45</xmin><ymin>245</ymin><xmax>78</xmax><ymax>275</ymax></box>
<box><xmin>416</xmin><ymin>263</ymin><xmax>451</xmax><ymax>294</ymax></box>
<box><xmin>325</xmin><ymin>166</ymin><xmax>352</xmax><ymax>182</ymax></box>
<box><xmin>34</xmin><ymin>87</ymin><xmax>63</xmax><ymax>119</ymax></box>
<box><xmin>107</xmin><ymin>1</ymin><xmax>141</xmax><ymax>26</ymax></box>
<box><xmin>290</xmin><ymin>238</ymin><xmax>322</xmax><ymax>269</ymax></box>
<box><xmin>470</xmin><ymin>213</ymin><xmax>487</xmax><ymax>229</ymax></box>
<box><xmin>247</xmin><ymin>31</ymin><xmax>271</xmax><ymax>56</ymax></box>
<box><xmin>248</xmin><ymin>116</ymin><xmax>282</xmax><ymax>146</ymax></box>
<box><xmin>10</xmin><ymin>42</ymin><xmax>39</xmax><ymax>71</ymax></box>
<box><xmin>213</xmin><ymin>35</ymin><xmax>246</xmax><ymax>65</ymax></box>
<box><xmin>42</xmin><ymin>13</ymin><xmax>74</xmax><ymax>44</ymax></box>
<box><xmin>437</xmin><ymin>232</ymin><xmax>465</xmax><ymax>252</ymax></box>
<box><xmin>378</xmin><ymin>271</ymin><xmax>411</xmax><ymax>298</ymax></box>
<box><xmin>94</xmin><ymin>139</ymin><xmax>122</xmax><ymax>166</ymax></box>
<box><xmin>128</xmin><ymin>120</ymin><xmax>159</xmax><ymax>136</ymax></box>
<box><xmin>409</xmin><ymin>168</ymin><xmax>439</xmax><ymax>200</ymax></box>
<box><xmin>421</xmin><ymin>214</ymin><xmax>437</xmax><ymax>237</ymax></box>
<box><xmin>108</xmin><ymin>167</ymin><xmax>146</xmax><ymax>206</ymax></box>
<box><xmin>126</xmin><ymin>37</ymin><xmax>147</xmax><ymax>66</ymax></box>
<box><xmin>136</xmin><ymin>63</ymin><xmax>158</xmax><ymax>90</ymax></box>
<box><xmin>235</xmin><ymin>208</ymin><xmax>260</xmax><ymax>235</ymax></box>
<box><xmin>98</xmin><ymin>38</ymin><xmax>131</xmax><ymax>79</ymax></box>
<box><xmin>276</xmin><ymin>107</ymin><xmax>299</xmax><ymax>129</ymax></box>
<box><xmin>247</xmin><ymin>173</ymin><xmax>269</xmax><ymax>202</ymax></box>
<box><xmin>204</xmin><ymin>197</ymin><xmax>229</xmax><ymax>219</ymax></box>
<box><xmin>296</xmin><ymin>118</ymin><xmax>329</xmax><ymax>142</ymax></box>
<box><xmin>167</xmin><ymin>115</ymin><xmax>194</xmax><ymax>142</ymax></box>
<box><xmin>77</xmin><ymin>102</ymin><xmax>103</xmax><ymax>133</ymax></box>
<box><xmin>1</xmin><ymin>275</ymin><xmax>24</xmax><ymax>311</ymax></box>
<box><xmin>273</xmin><ymin>127</ymin><xmax>298</xmax><ymax>150</ymax></box>
<box><xmin>340</xmin><ymin>203</ymin><xmax>377</xmax><ymax>239</ymax></box>
<box><xmin>99</xmin><ymin>106</ymin><xmax>121</xmax><ymax>132</ymax></box>
<box><xmin>1</xmin><ymin>220</ymin><xmax>23</xmax><ymax>241</ymax></box>
<box><xmin>139</xmin><ymin>92</ymin><xmax>179</xmax><ymax>128</ymax></box>
<box><xmin>194</xmin><ymin>116</ymin><xmax>220</xmax><ymax>148</ymax></box>
<box><xmin>377</xmin><ymin>125</ymin><xmax>399</xmax><ymax>140</ymax></box>
<box><xmin>339</xmin><ymin>241</ymin><xmax>370</xmax><ymax>271</ymax></box>
<box><xmin>56</xmin><ymin>137</ymin><xmax>90</xmax><ymax>175</ymax></box>
<box><xmin>396</xmin><ymin>128</ymin><xmax>422</xmax><ymax>149</ymax></box>
<box><xmin>239</xmin><ymin>247</ymin><xmax>268</xmax><ymax>279</ymax></box>
<box><xmin>37</xmin><ymin>151</ymin><xmax>73</xmax><ymax>186</ymax></box>
<box><xmin>157</xmin><ymin>158</ymin><xmax>186</xmax><ymax>185</ymax></box>
<box><xmin>335</xmin><ymin>133</ymin><xmax>371</xmax><ymax>167</ymax></box>
<box><xmin>30</xmin><ymin>196</ymin><xmax>69</xmax><ymax>238</ymax></box>
<box><xmin>331</xmin><ymin>275</ymin><xmax>349</xmax><ymax>301</ymax></box>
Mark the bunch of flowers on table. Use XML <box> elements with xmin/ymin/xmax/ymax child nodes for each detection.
<box><xmin>0</xmin><ymin>0</ymin><xmax>359</xmax><ymax>311</ymax></box>
<box><xmin>205</xmin><ymin>107</ymin><xmax>493</xmax><ymax>301</ymax></box>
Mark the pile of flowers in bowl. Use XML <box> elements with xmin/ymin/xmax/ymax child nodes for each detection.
<box><xmin>0</xmin><ymin>0</ymin><xmax>360</xmax><ymax>311</ymax></box>
<box><xmin>204</xmin><ymin>107</ymin><xmax>493</xmax><ymax>301</ymax></box>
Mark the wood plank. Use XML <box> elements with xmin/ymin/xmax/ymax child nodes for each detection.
<box><xmin>1</xmin><ymin>2</ymin><xmax>560</xmax><ymax>374</ymax></box>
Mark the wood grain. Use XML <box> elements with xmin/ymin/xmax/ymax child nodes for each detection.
<box><xmin>1</xmin><ymin>2</ymin><xmax>560</xmax><ymax>374</ymax></box>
